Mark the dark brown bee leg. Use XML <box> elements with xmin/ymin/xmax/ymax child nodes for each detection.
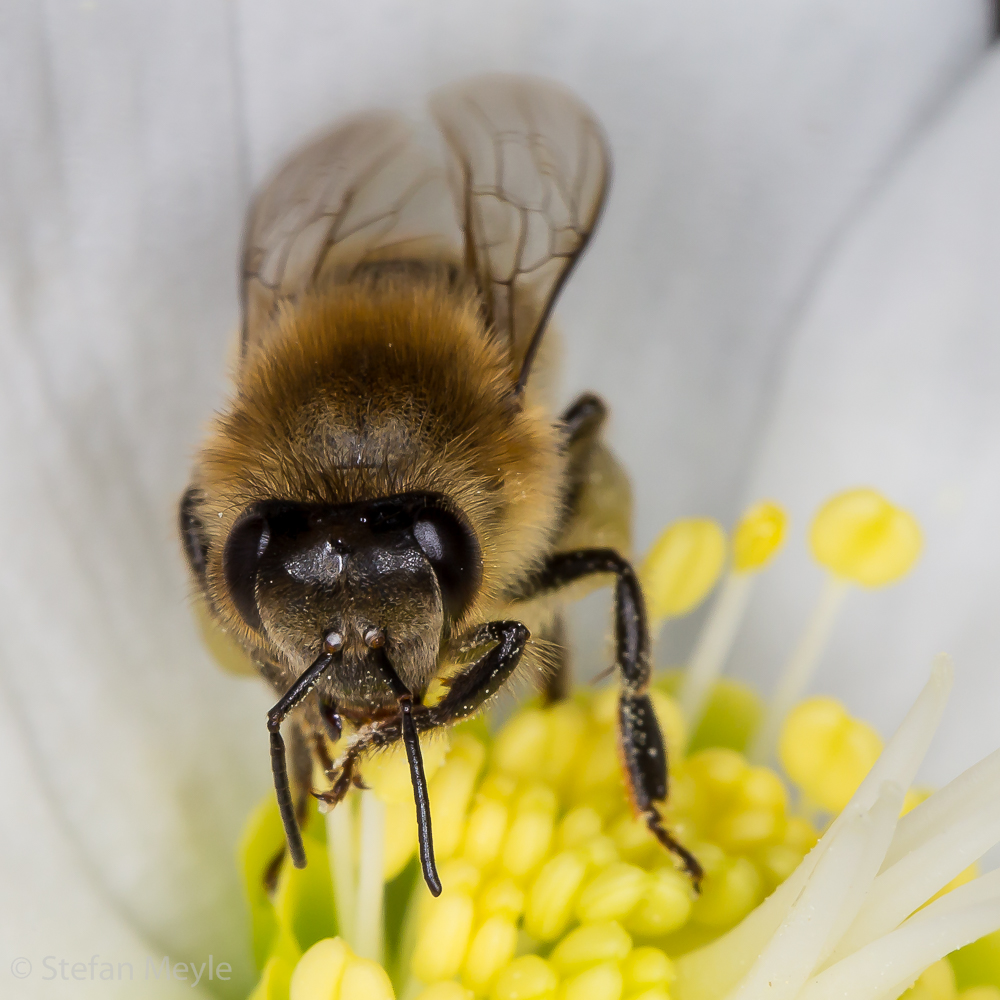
<box><xmin>521</xmin><ymin>550</ymin><xmax>702</xmax><ymax>886</ymax></box>
<box><xmin>319</xmin><ymin>695</ymin><xmax>343</xmax><ymax>742</ymax></box>
<box><xmin>328</xmin><ymin>621</ymin><xmax>529</xmax><ymax>896</ymax></box>
<box><xmin>541</xmin><ymin>612</ymin><xmax>570</xmax><ymax>704</ymax></box>
<box><xmin>266</xmin><ymin>651</ymin><xmax>334</xmax><ymax>869</ymax></box>
<box><xmin>561</xmin><ymin>392</ymin><xmax>607</xmax><ymax>444</ymax></box>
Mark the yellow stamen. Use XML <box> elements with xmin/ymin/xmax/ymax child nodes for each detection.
<box><xmin>461</xmin><ymin>915</ymin><xmax>518</xmax><ymax>994</ymax></box>
<box><xmin>680</xmin><ymin>502</ymin><xmax>787</xmax><ymax>728</ymax></box>
<box><xmin>640</xmin><ymin>517</ymin><xmax>726</xmax><ymax>622</ymax></box>
<box><xmin>779</xmin><ymin>696</ymin><xmax>883</xmax><ymax>813</ymax></box>
<box><xmin>810</xmin><ymin>487</ymin><xmax>922</xmax><ymax>587</ymax></box>
<box><xmin>492</xmin><ymin>955</ymin><xmax>558</xmax><ymax>1000</ymax></box>
<box><xmin>411</xmin><ymin>890</ymin><xmax>475</xmax><ymax>983</ymax></box>
<box><xmin>733</xmin><ymin>502</ymin><xmax>787</xmax><ymax>573</ymax></box>
<box><xmin>575</xmin><ymin>862</ymin><xmax>649</xmax><ymax>922</ymax></box>
<box><xmin>549</xmin><ymin>920</ymin><xmax>632</xmax><ymax>973</ymax></box>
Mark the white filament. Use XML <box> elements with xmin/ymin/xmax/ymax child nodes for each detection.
<box><xmin>750</xmin><ymin>576</ymin><xmax>849</xmax><ymax>764</ymax></box>
<box><xmin>354</xmin><ymin>790</ymin><xmax>386</xmax><ymax>964</ymax></box>
<box><xmin>679</xmin><ymin>571</ymin><xmax>755</xmax><ymax>728</ymax></box>
<box><xmin>327</xmin><ymin>795</ymin><xmax>357</xmax><ymax>947</ymax></box>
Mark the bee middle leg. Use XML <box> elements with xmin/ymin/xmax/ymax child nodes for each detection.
<box><xmin>517</xmin><ymin>549</ymin><xmax>702</xmax><ymax>885</ymax></box>
<box><xmin>326</xmin><ymin>620</ymin><xmax>530</xmax><ymax>895</ymax></box>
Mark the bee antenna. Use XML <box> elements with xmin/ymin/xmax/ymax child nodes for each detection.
<box><xmin>399</xmin><ymin>695</ymin><xmax>442</xmax><ymax>896</ymax></box>
<box><xmin>266</xmin><ymin>650</ymin><xmax>335</xmax><ymax>868</ymax></box>
<box><xmin>373</xmin><ymin>651</ymin><xmax>443</xmax><ymax>897</ymax></box>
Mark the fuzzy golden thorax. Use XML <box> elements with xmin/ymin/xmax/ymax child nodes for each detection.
<box><xmin>190</xmin><ymin>280</ymin><xmax>567</xmax><ymax>684</ymax></box>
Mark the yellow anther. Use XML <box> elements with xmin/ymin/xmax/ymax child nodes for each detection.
<box><xmin>591</xmin><ymin>686</ymin><xmax>619</xmax><ymax>728</ymax></box>
<box><xmin>690</xmin><ymin>855</ymin><xmax>762</xmax><ymax>929</ymax></box>
<box><xmin>783</xmin><ymin>816</ymin><xmax>819</xmax><ymax>853</ymax></box>
<box><xmin>576</xmin><ymin>862</ymin><xmax>649</xmax><ymax>922</ymax></box>
<box><xmin>480</xmin><ymin>773</ymin><xmax>519</xmax><ymax>802</ymax></box>
<box><xmin>558</xmin><ymin>962</ymin><xmax>624</xmax><ymax>1000</ymax></box>
<box><xmin>582</xmin><ymin>834</ymin><xmax>621</xmax><ymax>870</ymax></box>
<box><xmin>810</xmin><ymin>488</ymin><xmax>922</xmax><ymax>586</ymax></box>
<box><xmin>436</xmin><ymin>859</ymin><xmax>482</xmax><ymax>896</ymax></box>
<box><xmin>627</xmin><ymin>989</ymin><xmax>671</xmax><ymax>1000</ymax></box>
<box><xmin>543</xmin><ymin>701</ymin><xmax>588</xmax><ymax>786</ymax></box>
<box><xmin>524</xmin><ymin>850</ymin><xmax>589</xmax><ymax>940</ymax></box>
<box><xmin>684</xmin><ymin>748</ymin><xmax>748</xmax><ymax>812</ymax></box>
<box><xmin>289</xmin><ymin>938</ymin><xmax>349</xmax><ymax>1000</ymax></box>
<box><xmin>733</xmin><ymin>502</ymin><xmax>787</xmax><ymax>573</ymax></box>
<box><xmin>572</xmin><ymin>729</ymin><xmax>621</xmax><ymax>799</ymax></box>
<box><xmin>610</xmin><ymin>813</ymin><xmax>659</xmax><ymax>866</ymax></box>
<box><xmin>737</xmin><ymin>766</ymin><xmax>789</xmax><ymax>812</ymax></box>
<box><xmin>779</xmin><ymin>696</ymin><xmax>882</xmax><ymax>813</ymax></box>
<box><xmin>492</xmin><ymin>955</ymin><xmax>558</xmax><ymax>1000</ymax></box>
<box><xmin>622</xmin><ymin>947</ymin><xmax>675</xmax><ymax>991</ymax></box>
<box><xmin>502</xmin><ymin>785</ymin><xmax>558</xmax><ymax>880</ymax></box>
<box><xmin>549</xmin><ymin>921</ymin><xmax>632</xmax><ymax>974</ymax></box>
<box><xmin>411</xmin><ymin>891</ymin><xmax>475</xmax><ymax>983</ymax></box>
<box><xmin>463</xmin><ymin>915</ymin><xmax>519</xmax><ymax>995</ymax></box>
<box><xmin>359</xmin><ymin>731</ymin><xmax>450</xmax><ymax>803</ymax></box>
<box><xmin>463</xmin><ymin>795</ymin><xmax>509</xmax><ymax>867</ymax></box>
<box><xmin>478</xmin><ymin>877</ymin><xmax>526</xmax><ymax>921</ymax></box>
<box><xmin>641</xmin><ymin>518</ymin><xmax>727</xmax><ymax>619</ymax></box>
<box><xmin>713</xmin><ymin>807</ymin><xmax>782</xmax><ymax>853</ymax></box>
<box><xmin>558</xmin><ymin>806</ymin><xmax>604</xmax><ymax>849</ymax></box>
<box><xmin>758</xmin><ymin>844</ymin><xmax>806</xmax><ymax>891</ymax></box>
<box><xmin>415</xmin><ymin>983</ymin><xmax>475</xmax><ymax>1000</ymax></box>
<box><xmin>494</xmin><ymin>709</ymin><xmax>551</xmax><ymax>779</ymax></box>
<box><xmin>623</xmin><ymin>865</ymin><xmax>693</xmax><ymax>937</ymax></box>
<box><xmin>430</xmin><ymin>735</ymin><xmax>486</xmax><ymax>861</ymax></box>
<box><xmin>383</xmin><ymin>798</ymin><xmax>417</xmax><ymax>880</ymax></box>
<box><xmin>339</xmin><ymin>956</ymin><xmax>395</xmax><ymax>1000</ymax></box>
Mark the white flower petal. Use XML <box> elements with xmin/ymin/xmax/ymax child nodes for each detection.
<box><xmin>0</xmin><ymin>0</ymin><xmax>993</xmax><ymax>988</ymax></box>
<box><xmin>0</xmin><ymin>685</ymin><xmax>214</xmax><ymax>998</ymax></box>
<box><xmin>738</xmin><ymin>42</ymin><xmax>1000</xmax><ymax>783</ymax></box>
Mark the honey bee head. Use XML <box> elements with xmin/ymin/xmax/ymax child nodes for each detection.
<box><xmin>222</xmin><ymin>493</ymin><xmax>481</xmax><ymax>710</ymax></box>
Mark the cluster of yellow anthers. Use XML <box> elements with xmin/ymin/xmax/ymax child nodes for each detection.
<box><xmin>242</xmin><ymin>489</ymin><xmax>1000</xmax><ymax>1000</ymax></box>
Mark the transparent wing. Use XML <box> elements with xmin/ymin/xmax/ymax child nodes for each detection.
<box><xmin>241</xmin><ymin>112</ymin><xmax>456</xmax><ymax>358</ymax></box>
<box><xmin>430</xmin><ymin>75</ymin><xmax>610</xmax><ymax>393</ymax></box>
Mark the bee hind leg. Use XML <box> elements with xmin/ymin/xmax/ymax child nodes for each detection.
<box><xmin>517</xmin><ymin>549</ymin><xmax>703</xmax><ymax>887</ymax></box>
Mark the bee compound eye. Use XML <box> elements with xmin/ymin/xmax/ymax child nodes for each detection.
<box><xmin>222</xmin><ymin>508</ymin><xmax>271</xmax><ymax>633</ymax></box>
<box><xmin>364</xmin><ymin>627</ymin><xmax>385</xmax><ymax>649</ymax></box>
<box><xmin>323</xmin><ymin>631</ymin><xmax>343</xmax><ymax>653</ymax></box>
<box><xmin>412</xmin><ymin>506</ymin><xmax>483</xmax><ymax>620</ymax></box>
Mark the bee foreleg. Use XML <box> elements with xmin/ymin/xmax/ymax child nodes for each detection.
<box><xmin>517</xmin><ymin>550</ymin><xmax>702</xmax><ymax>886</ymax></box>
<box><xmin>428</xmin><ymin>621</ymin><xmax>530</xmax><ymax>723</ymax></box>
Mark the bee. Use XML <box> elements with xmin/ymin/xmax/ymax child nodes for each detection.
<box><xmin>180</xmin><ymin>74</ymin><xmax>701</xmax><ymax>895</ymax></box>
